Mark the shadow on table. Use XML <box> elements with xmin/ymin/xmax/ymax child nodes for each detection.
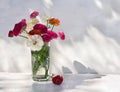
<box><xmin>32</xmin><ymin>74</ymin><xmax>101</xmax><ymax>92</ymax></box>
<box><xmin>32</xmin><ymin>61</ymin><xmax>101</xmax><ymax>92</ymax></box>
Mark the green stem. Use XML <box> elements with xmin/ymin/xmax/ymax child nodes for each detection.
<box><xmin>25</xmin><ymin>30</ymin><xmax>28</xmax><ymax>34</ymax></box>
<box><xmin>51</xmin><ymin>25</ymin><xmax>54</xmax><ymax>31</ymax></box>
<box><xmin>46</xmin><ymin>20</ymin><xmax>49</xmax><ymax>28</ymax></box>
<box><xmin>45</xmin><ymin>68</ymin><xmax>48</xmax><ymax>78</ymax></box>
<box><xmin>19</xmin><ymin>35</ymin><xmax>28</xmax><ymax>39</ymax></box>
<box><xmin>32</xmin><ymin>44</ymin><xmax>49</xmax><ymax>76</ymax></box>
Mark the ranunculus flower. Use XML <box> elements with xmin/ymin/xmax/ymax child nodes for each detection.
<box><xmin>47</xmin><ymin>30</ymin><xmax>58</xmax><ymax>39</ymax></box>
<box><xmin>42</xmin><ymin>33</ymin><xmax>52</xmax><ymax>42</ymax></box>
<box><xmin>26</xmin><ymin>35</ymin><xmax>44</xmax><ymax>51</ymax></box>
<box><xmin>48</xmin><ymin>18</ymin><xmax>60</xmax><ymax>26</ymax></box>
<box><xmin>30</xmin><ymin>11</ymin><xmax>39</xmax><ymax>19</ymax></box>
<box><xmin>52</xmin><ymin>75</ymin><xmax>63</xmax><ymax>85</ymax></box>
<box><xmin>58</xmin><ymin>31</ymin><xmax>65</xmax><ymax>40</ymax></box>
<box><xmin>33</xmin><ymin>24</ymin><xmax>47</xmax><ymax>34</ymax></box>
<box><xmin>28</xmin><ymin>29</ymin><xmax>41</xmax><ymax>35</ymax></box>
<box><xmin>13</xmin><ymin>19</ymin><xmax>27</xmax><ymax>36</ymax></box>
<box><xmin>8</xmin><ymin>30</ymin><xmax>14</xmax><ymax>37</ymax></box>
<box><xmin>27</xmin><ymin>18</ymin><xmax>39</xmax><ymax>31</ymax></box>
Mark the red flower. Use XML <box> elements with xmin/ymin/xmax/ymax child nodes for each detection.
<box><xmin>47</xmin><ymin>30</ymin><xmax>58</xmax><ymax>39</ymax></box>
<box><xmin>58</xmin><ymin>31</ymin><xmax>65</xmax><ymax>40</ymax></box>
<box><xmin>30</xmin><ymin>11</ymin><xmax>39</xmax><ymax>18</ymax></box>
<box><xmin>13</xmin><ymin>19</ymin><xmax>27</xmax><ymax>36</ymax></box>
<box><xmin>42</xmin><ymin>33</ymin><xmax>52</xmax><ymax>42</ymax></box>
<box><xmin>33</xmin><ymin>24</ymin><xmax>47</xmax><ymax>34</ymax></box>
<box><xmin>8</xmin><ymin>30</ymin><xmax>14</xmax><ymax>37</ymax></box>
<box><xmin>28</xmin><ymin>29</ymin><xmax>41</xmax><ymax>35</ymax></box>
<box><xmin>52</xmin><ymin>75</ymin><xmax>63</xmax><ymax>85</ymax></box>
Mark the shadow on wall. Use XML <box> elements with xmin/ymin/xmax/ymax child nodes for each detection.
<box><xmin>62</xmin><ymin>61</ymin><xmax>97</xmax><ymax>74</ymax></box>
<box><xmin>1</xmin><ymin>0</ymin><xmax>120</xmax><ymax>74</ymax></box>
<box><xmin>0</xmin><ymin>26</ymin><xmax>120</xmax><ymax>74</ymax></box>
<box><xmin>51</xmin><ymin>0</ymin><xmax>120</xmax><ymax>43</ymax></box>
<box><xmin>48</xmin><ymin>0</ymin><xmax>120</xmax><ymax>74</ymax></box>
<box><xmin>50</xmin><ymin>26</ymin><xmax>120</xmax><ymax>74</ymax></box>
<box><xmin>0</xmin><ymin>39</ymin><xmax>31</xmax><ymax>73</ymax></box>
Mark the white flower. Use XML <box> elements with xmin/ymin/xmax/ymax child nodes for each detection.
<box><xmin>26</xmin><ymin>35</ymin><xmax>44</xmax><ymax>51</ymax></box>
<box><xmin>26</xmin><ymin>18</ymin><xmax>39</xmax><ymax>31</ymax></box>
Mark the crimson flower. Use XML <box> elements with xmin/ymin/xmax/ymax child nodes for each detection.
<box><xmin>42</xmin><ymin>33</ymin><xmax>52</xmax><ymax>42</ymax></box>
<box><xmin>8</xmin><ymin>30</ymin><xmax>14</xmax><ymax>37</ymax></box>
<box><xmin>13</xmin><ymin>19</ymin><xmax>27</xmax><ymax>36</ymax></box>
<box><xmin>47</xmin><ymin>30</ymin><xmax>58</xmax><ymax>39</ymax></box>
<box><xmin>58</xmin><ymin>31</ymin><xmax>65</xmax><ymax>40</ymax></box>
<box><xmin>30</xmin><ymin>11</ymin><xmax>39</xmax><ymax>18</ymax></box>
<box><xmin>52</xmin><ymin>75</ymin><xmax>63</xmax><ymax>85</ymax></box>
<box><xmin>33</xmin><ymin>24</ymin><xmax>47</xmax><ymax>34</ymax></box>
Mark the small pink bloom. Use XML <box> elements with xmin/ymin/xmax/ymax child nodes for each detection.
<box><xmin>33</xmin><ymin>24</ymin><xmax>47</xmax><ymax>34</ymax></box>
<box><xmin>58</xmin><ymin>31</ymin><xmax>65</xmax><ymax>40</ymax></box>
<box><xmin>47</xmin><ymin>30</ymin><xmax>58</xmax><ymax>39</ymax></box>
<box><xmin>8</xmin><ymin>30</ymin><xmax>14</xmax><ymax>37</ymax></box>
<box><xmin>52</xmin><ymin>75</ymin><xmax>63</xmax><ymax>85</ymax></box>
<box><xmin>42</xmin><ymin>33</ymin><xmax>52</xmax><ymax>42</ymax></box>
<box><xmin>21</xmin><ymin>19</ymin><xmax>27</xmax><ymax>27</ymax></box>
<box><xmin>30</xmin><ymin>11</ymin><xmax>39</xmax><ymax>18</ymax></box>
<box><xmin>13</xmin><ymin>19</ymin><xmax>27</xmax><ymax>36</ymax></box>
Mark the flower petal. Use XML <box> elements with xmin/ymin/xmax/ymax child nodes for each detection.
<box><xmin>34</xmin><ymin>24</ymin><xmax>47</xmax><ymax>34</ymax></box>
<box><xmin>48</xmin><ymin>18</ymin><xmax>60</xmax><ymax>26</ymax></box>
<box><xmin>26</xmin><ymin>35</ymin><xmax>44</xmax><ymax>51</ymax></box>
<box><xmin>30</xmin><ymin>11</ymin><xmax>39</xmax><ymax>19</ymax></box>
<box><xmin>13</xmin><ymin>19</ymin><xmax>27</xmax><ymax>36</ymax></box>
<box><xmin>8</xmin><ymin>30</ymin><xmax>14</xmax><ymax>37</ymax></box>
<box><xmin>42</xmin><ymin>33</ymin><xmax>52</xmax><ymax>42</ymax></box>
<box><xmin>58</xmin><ymin>31</ymin><xmax>65</xmax><ymax>40</ymax></box>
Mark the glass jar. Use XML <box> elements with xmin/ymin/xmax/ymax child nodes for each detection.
<box><xmin>31</xmin><ymin>43</ymin><xmax>50</xmax><ymax>81</ymax></box>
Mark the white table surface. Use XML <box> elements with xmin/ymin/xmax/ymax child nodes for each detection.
<box><xmin>0</xmin><ymin>73</ymin><xmax>120</xmax><ymax>92</ymax></box>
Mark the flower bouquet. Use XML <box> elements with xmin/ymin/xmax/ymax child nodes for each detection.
<box><xmin>8</xmin><ymin>11</ymin><xmax>65</xmax><ymax>83</ymax></box>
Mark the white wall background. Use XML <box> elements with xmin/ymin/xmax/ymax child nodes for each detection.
<box><xmin>0</xmin><ymin>0</ymin><xmax>120</xmax><ymax>74</ymax></box>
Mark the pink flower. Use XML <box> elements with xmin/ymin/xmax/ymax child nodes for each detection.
<box><xmin>20</xmin><ymin>19</ymin><xmax>27</xmax><ymax>27</ymax></box>
<box><xmin>58</xmin><ymin>31</ymin><xmax>65</xmax><ymax>40</ymax></box>
<box><xmin>8</xmin><ymin>30</ymin><xmax>14</xmax><ymax>37</ymax></box>
<box><xmin>13</xmin><ymin>19</ymin><xmax>27</xmax><ymax>36</ymax></box>
<box><xmin>47</xmin><ymin>30</ymin><xmax>58</xmax><ymax>39</ymax></box>
<box><xmin>42</xmin><ymin>33</ymin><xmax>52</xmax><ymax>42</ymax></box>
<box><xmin>30</xmin><ymin>11</ymin><xmax>39</xmax><ymax>18</ymax></box>
<box><xmin>52</xmin><ymin>75</ymin><xmax>63</xmax><ymax>85</ymax></box>
<box><xmin>33</xmin><ymin>24</ymin><xmax>47</xmax><ymax>34</ymax></box>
